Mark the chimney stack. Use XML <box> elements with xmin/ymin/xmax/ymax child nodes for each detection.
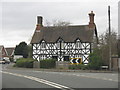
<box><xmin>88</xmin><ymin>11</ymin><xmax>95</xmax><ymax>28</ymax></box>
<box><xmin>36</xmin><ymin>16</ymin><xmax>43</xmax><ymax>31</ymax></box>
<box><xmin>37</xmin><ymin>16</ymin><xmax>43</xmax><ymax>25</ymax></box>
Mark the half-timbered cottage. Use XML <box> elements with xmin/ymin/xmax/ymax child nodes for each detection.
<box><xmin>31</xmin><ymin>11</ymin><xmax>98</xmax><ymax>64</ymax></box>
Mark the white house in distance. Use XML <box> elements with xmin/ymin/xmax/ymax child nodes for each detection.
<box><xmin>30</xmin><ymin>11</ymin><xmax>98</xmax><ymax>64</ymax></box>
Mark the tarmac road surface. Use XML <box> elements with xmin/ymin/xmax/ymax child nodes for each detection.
<box><xmin>1</xmin><ymin>64</ymin><xmax>118</xmax><ymax>89</ymax></box>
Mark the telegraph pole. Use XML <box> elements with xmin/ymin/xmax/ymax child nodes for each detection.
<box><xmin>108</xmin><ymin>6</ymin><xmax>112</xmax><ymax>71</ymax></box>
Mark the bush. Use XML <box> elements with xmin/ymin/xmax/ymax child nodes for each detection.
<box><xmin>69</xmin><ymin>64</ymin><xmax>89</xmax><ymax>70</ymax></box>
<box><xmin>78</xmin><ymin>64</ymin><xmax>89</xmax><ymax>70</ymax></box>
<box><xmin>40</xmin><ymin>59</ymin><xmax>56</xmax><ymax>69</ymax></box>
<box><xmin>69</xmin><ymin>64</ymin><xmax>78</xmax><ymax>70</ymax></box>
<box><xmin>15</xmin><ymin>58</ymin><xmax>37</xmax><ymax>68</ymax></box>
<box><xmin>88</xmin><ymin>48</ymin><xmax>103</xmax><ymax>70</ymax></box>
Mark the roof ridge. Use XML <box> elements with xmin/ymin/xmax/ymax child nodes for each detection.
<box><xmin>44</xmin><ymin>25</ymin><xmax>88</xmax><ymax>28</ymax></box>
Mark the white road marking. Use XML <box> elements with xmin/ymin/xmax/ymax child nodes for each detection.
<box><xmin>34</xmin><ymin>71</ymin><xmax>118</xmax><ymax>82</ymax></box>
<box><xmin>7</xmin><ymin>70</ymin><xmax>117</xmax><ymax>82</ymax></box>
<box><xmin>2</xmin><ymin>71</ymin><xmax>74</xmax><ymax>90</ymax></box>
<box><xmin>111</xmin><ymin>74</ymin><xmax>116</xmax><ymax>76</ymax></box>
<box><xmin>73</xmin><ymin>74</ymin><xmax>118</xmax><ymax>82</ymax></box>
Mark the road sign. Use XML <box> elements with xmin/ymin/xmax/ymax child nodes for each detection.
<box><xmin>70</xmin><ymin>58</ymin><xmax>82</xmax><ymax>64</ymax></box>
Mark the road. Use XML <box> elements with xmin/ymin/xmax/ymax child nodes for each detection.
<box><xmin>1</xmin><ymin>64</ymin><xmax>119</xmax><ymax>89</ymax></box>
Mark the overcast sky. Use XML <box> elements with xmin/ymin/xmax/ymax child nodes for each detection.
<box><xmin>0</xmin><ymin>0</ymin><xmax>119</xmax><ymax>47</ymax></box>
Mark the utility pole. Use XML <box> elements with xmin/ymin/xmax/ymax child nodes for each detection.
<box><xmin>108</xmin><ymin>6</ymin><xmax>112</xmax><ymax>71</ymax></box>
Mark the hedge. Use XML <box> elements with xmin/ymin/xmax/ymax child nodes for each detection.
<box><xmin>69</xmin><ymin>64</ymin><xmax>89</xmax><ymax>70</ymax></box>
<box><xmin>14</xmin><ymin>58</ymin><xmax>37</xmax><ymax>68</ymax></box>
<box><xmin>88</xmin><ymin>48</ymin><xmax>103</xmax><ymax>70</ymax></box>
<box><xmin>40</xmin><ymin>59</ymin><xmax>56</xmax><ymax>69</ymax></box>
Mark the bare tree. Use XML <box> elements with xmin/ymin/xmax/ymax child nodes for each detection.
<box><xmin>52</xmin><ymin>20</ymin><xmax>71</xmax><ymax>26</ymax></box>
<box><xmin>98</xmin><ymin>30</ymin><xmax>118</xmax><ymax>65</ymax></box>
<box><xmin>45</xmin><ymin>19</ymin><xmax>71</xmax><ymax>27</ymax></box>
<box><xmin>45</xmin><ymin>20</ymin><xmax>51</xmax><ymax>26</ymax></box>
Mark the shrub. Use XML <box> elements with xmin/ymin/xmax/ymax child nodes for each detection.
<box><xmin>40</xmin><ymin>59</ymin><xmax>56</xmax><ymax>69</ymax></box>
<box><xmin>77</xmin><ymin>64</ymin><xmax>89</xmax><ymax>70</ymax></box>
<box><xmin>15</xmin><ymin>58</ymin><xmax>37</xmax><ymax>68</ymax></box>
<box><xmin>69</xmin><ymin>64</ymin><xmax>89</xmax><ymax>70</ymax></box>
<box><xmin>69</xmin><ymin>64</ymin><xmax>78</xmax><ymax>70</ymax></box>
<box><xmin>88</xmin><ymin>48</ymin><xmax>103</xmax><ymax>70</ymax></box>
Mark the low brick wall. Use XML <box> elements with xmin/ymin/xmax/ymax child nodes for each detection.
<box><xmin>56</xmin><ymin>61</ymin><xmax>70</xmax><ymax>69</ymax></box>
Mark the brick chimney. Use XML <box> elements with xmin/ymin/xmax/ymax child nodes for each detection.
<box><xmin>88</xmin><ymin>11</ymin><xmax>95</xmax><ymax>28</ymax></box>
<box><xmin>35</xmin><ymin>16</ymin><xmax>43</xmax><ymax>31</ymax></box>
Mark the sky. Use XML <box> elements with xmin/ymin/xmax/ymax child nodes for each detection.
<box><xmin>0</xmin><ymin>0</ymin><xmax>119</xmax><ymax>47</ymax></box>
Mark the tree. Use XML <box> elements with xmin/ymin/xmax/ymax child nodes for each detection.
<box><xmin>98</xmin><ymin>30</ymin><xmax>118</xmax><ymax>65</ymax></box>
<box><xmin>52</xmin><ymin>20</ymin><xmax>71</xmax><ymax>26</ymax></box>
<box><xmin>88</xmin><ymin>48</ymin><xmax>103</xmax><ymax>70</ymax></box>
<box><xmin>27</xmin><ymin>44</ymin><xmax>32</xmax><ymax>58</ymax></box>
<box><xmin>14</xmin><ymin>42</ymin><xmax>28</xmax><ymax>58</ymax></box>
<box><xmin>45</xmin><ymin>19</ymin><xmax>71</xmax><ymax>27</ymax></box>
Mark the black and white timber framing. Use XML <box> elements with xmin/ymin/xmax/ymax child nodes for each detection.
<box><xmin>31</xmin><ymin>11</ymin><xmax>98</xmax><ymax>64</ymax></box>
<box><xmin>32</xmin><ymin>39</ymin><xmax>91</xmax><ymax>64</ymax></box>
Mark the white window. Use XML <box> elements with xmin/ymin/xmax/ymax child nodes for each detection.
<box><xmin>76</xmin><ymin>39</ymin><xmax>81</xmax><ymax>48</ymax></box>
<box><xmin>57</xmin><ymin>38</ymin><xmax>64</xmax><ymax>49</ymax></box>
<box><xmin>57</xmin><ymin>42</ymin><xmax>60</xmax><ymax>49</ymax></box>
<box><xmin>41</xmin><ymin>41</ymin><xmax>46</xmax><ymax>49</ymax></box>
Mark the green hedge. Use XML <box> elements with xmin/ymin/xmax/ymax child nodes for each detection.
<box><xmin>88</xmin><ymin>48</ymin><xmax>103</xmax><ymax>70</ymax></box>
<box><xmin>69</xmin><ymin>64</ymin><xmax>89</xmax><ymax>70</ymax></box>
<box><xmin>40</xmin><ymin>59</ymin><xmax>56</xmax><ymax>69</ymax></box>
<box><xmin>14</xmin><ymin>58</ymin><xmax>37</xmax><ymax>68</ymax></box>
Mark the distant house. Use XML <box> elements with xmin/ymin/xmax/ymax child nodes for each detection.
<box><xmin>31</xmin><ymin>11</ymin><xmax>98</xmax><ymax>64</ymax></box>
<box><xmin>0</xmin><ymin>45</ymin><xmax>8</xmax><ymax>60</ymax></box>
<box><xmin>5</xmin><ymin>47</ymin><xmax>15</xmax><ymax>58</ymax></box>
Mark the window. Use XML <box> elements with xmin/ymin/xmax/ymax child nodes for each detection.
<box><xmin>57</xmin><ymin>42</ymin><xmax>60</xmax><ymax>49</ymax></box>
<box><xmin>57</xmin><ymin>38</ymin><xmax>64</xmax><ymax>49</ymax></box>
<box><xmin>64</xmin><ymin>56</ymin><xmax>69</xmax><ymax>61</ymax></box>
<box><xmin>41</xmin><ymin>41</ymin><xmax>46</xmax><ymax>49</ymax></box>
<box><xmin>76</xmin><ymin>40</ymin><xmax>81</xmax><ymax>48</ymax></box>
<box><xmin>61</xmin><ymin>42</ymin><xmax>64</xmax><ymax>49</ymax></box>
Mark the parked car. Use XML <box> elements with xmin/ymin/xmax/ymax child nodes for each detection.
<box><xmin>1</xmin><ymin>57</ymin><xmax>10</xmax><ymax>64</ymax></box>
<box><xmin>4</xmin><ymin>59</ymin><xmax>10</xmax><ymax>64</ymax></box>
<box><xmin>0</xmin><ymin>59</ymin><xmax>5</xmax><ymax>64</ymax></box>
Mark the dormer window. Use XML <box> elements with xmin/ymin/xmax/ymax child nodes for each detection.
<box><xmin>57</xmin><ymin>38</ymin><xmax>64</xmax><ymax>49</ymax></box>
<box><xmin>76</xmin><ymin>39</ymin><xmax>81</xmax><ymax>49</ymax></box>
<box><xmin>41</xmin><ymin>40</ymin><xmax>46</xmax><ymax>49</ymax></box>
<box><xmin>57</xmin><ymin>42</ymin><xmax>60</xmax><ymax>49</ymax></box>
